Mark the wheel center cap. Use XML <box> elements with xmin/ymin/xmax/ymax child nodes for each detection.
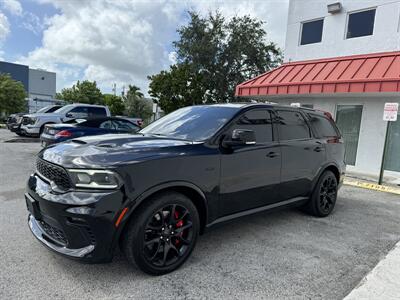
<box><xmin>163</xmin><ymin>228</ymin><xmax>171</xmax><ymax>236</ymax></box>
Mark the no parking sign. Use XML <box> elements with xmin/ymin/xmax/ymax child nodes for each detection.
<box><xmin>383</xmin><ymin>103</ymin><xmax>398</xmax><ymax>122</ymax></box>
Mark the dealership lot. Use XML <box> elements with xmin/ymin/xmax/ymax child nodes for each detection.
<box><xmin>1</xmin><ymin>129</ymin><xmax>400</xmax><ymax>299</ymax></box>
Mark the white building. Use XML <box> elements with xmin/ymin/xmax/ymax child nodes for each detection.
<box><xmin>236</xmin><ymin>0</ymin><xmax>400</xmax><ymax>184</ymax></box>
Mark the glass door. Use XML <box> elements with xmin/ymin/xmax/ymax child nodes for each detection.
<box><xmin>384</xmin><ymin>116</ymin><xmax>400</xmax><ymax>172</ymax></box>
<box><xmin>335</xmin><ymin>105</ymin><xmax>363</xmax><ymax>165</ymax></box>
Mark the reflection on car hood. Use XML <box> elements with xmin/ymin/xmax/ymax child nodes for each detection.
<box><xmin>24</xmin><ymin>113</ymin><xmax>63</xmax><ymax>118</ymax></box>
<box><xmin>40</xmin><ymin>134</ymin><xmax>195</xmax><ymax>168</ymax></box>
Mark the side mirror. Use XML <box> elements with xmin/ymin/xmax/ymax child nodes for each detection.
<box><xmin>222</xmin><ymin>129</ymin><xmax>256</xmax><ymax>148</ymax></box>
<box><xmin>65</xmin><ymin>112</ymin><xmax>74</xmax><ymax>118</ymax></box>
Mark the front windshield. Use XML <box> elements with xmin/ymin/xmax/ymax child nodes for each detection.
<box><xmin>53</xmin><ymin>104</ymin><xmax>74</xmax><ymax>114</ymax></box>
<box><xmin>140</xmin><ymin>105</ymin><xmax>240</xmax><ymax>141</ymax></box>
<box><xmin>36</xmin><ymin>106</ymin><xmax>54</xmax><ymax>113</ymax></box>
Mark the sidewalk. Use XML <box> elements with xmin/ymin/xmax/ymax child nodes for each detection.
<box><xmin>345</xmin><ymin>241</ymin><xmax>400</xmax><ymax>299</ymax></box>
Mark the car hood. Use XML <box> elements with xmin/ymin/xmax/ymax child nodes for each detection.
<box><xmin>39</xmin><ymin>134</ymin><xmax>196</xmax><ymax>168</ymax></box>
<box><xmin>24</xmin><ymin>113</ymin><xmax>63</xmax><ymax>118</ymax></box>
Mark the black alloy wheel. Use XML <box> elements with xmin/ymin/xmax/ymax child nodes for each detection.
<box><xmin>303</xmin><ymin>170</ymin><xmax>338</xmax><ymax>217</ymax></box>
<box><xmin>143</xmin><ymin>204</ymin><xmax>194</xmax><ymax>267</ymax></box>
<box><xmin>318</xmin><ymin>175</ymin><xmax>337</xmax><ymax>214</ymax></box>
<box><xmin>122</xmin><ymin>192</ymin><xmax>199</xmax><ymax>275</ymax></box>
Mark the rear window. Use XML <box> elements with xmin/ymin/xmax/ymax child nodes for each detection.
<box><xmin>308</xmin><ymin>114</ymin><xmax>339</xmax><ymax>138</ymax></box>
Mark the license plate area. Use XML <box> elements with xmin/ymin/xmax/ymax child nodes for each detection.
<box><xmin>25</xmin><ymin>194</ymin><xmax>42</xmax><ymax>220</ymax></box>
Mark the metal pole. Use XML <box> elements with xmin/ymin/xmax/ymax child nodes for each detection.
<box><xmin>378</xmin><ymin>121</ymin><xmax>390</xmax><ymax>185</ymax></box>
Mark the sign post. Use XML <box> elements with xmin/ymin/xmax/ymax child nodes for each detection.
<box><xmin>378</xmin><ymin>103</ymin><xmax>398</xmax><ymax>185</ymax></box>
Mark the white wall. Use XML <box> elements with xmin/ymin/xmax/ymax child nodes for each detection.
<box><xmin>28</xmin><ymin>68</ymin><xmax>56</xmax><ymax>98</ymax></box>
<box><xmin>285</xmin><ymin>0</ymin><xmax>400</xmax><ymax>62</ymax></box>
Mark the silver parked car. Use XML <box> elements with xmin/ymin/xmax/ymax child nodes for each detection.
<box><xmin>20</xmin><ymin>104</ymin><xmax>111</xmax><ymax>136</ymax></box>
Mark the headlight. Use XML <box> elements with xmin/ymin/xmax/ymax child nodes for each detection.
<box><xmin>29</xmin><ymin>117</ymin><xmax>38</xmax><ymax>125</ymax></box>
<box><xmin>68</xmin><ymin>169</ymin><xmax>122</xmax><ymax>189</ymax></box>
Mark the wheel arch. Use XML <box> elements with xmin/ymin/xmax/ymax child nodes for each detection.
<box><xmin>312</xmin><ymin>163</ymin><xmax>341</xmax><ymax>192</ymax></box>
<box><xmin>121</xmin><ymin>182</ymin><xmax>208</xmax><ymax>236</ymax></box>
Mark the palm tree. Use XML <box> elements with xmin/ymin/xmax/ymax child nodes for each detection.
<box><xmin>126</xmin><ymin>85</ymin><xmax>144</xmax><ymax>99</ymax></box>
<box><xmin>123</xmin><ymin>85</ymin><xmax>152</xmax><ymax>120</ymax></box>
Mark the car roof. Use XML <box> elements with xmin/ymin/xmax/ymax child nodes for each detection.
<box><xmin>206</xmin><ymin>102</ymin><xmax>323</xmax><ymax>114</ymax></box>
<box><xmin>69</xmin><ymin>103</ymin><xmax>106</xmax><ymax>107</ymax></box>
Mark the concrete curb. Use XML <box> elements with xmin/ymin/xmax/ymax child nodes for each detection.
<box><xmin>344</xmin><ymin>241</ymin><xmax>400</xmax><ymax>299</ymax></box>
<box><xmin>344</xmin><ymin>178</ymin><xmax>400</xmax><ymax>195</ymax></box>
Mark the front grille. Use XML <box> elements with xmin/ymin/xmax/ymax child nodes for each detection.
<box><xmin>39</xmin><ymin>220</ymin><xmax>68</xmax><ymax>245</ymax></box>
<box><xmin>36</xmin><ymin>158</ymin><xmax>72</xmax><ymax>190</ymax></box>
<box><xmin>85</xmin><ymin>227</ymin><xmax>97</xmax><ymax>245</ymax></box>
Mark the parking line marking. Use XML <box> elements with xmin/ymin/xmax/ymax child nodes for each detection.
<box><xmin>344</xmin><ymin>179</ymin><xmax>400</xmax><ymax>195</ymax></box>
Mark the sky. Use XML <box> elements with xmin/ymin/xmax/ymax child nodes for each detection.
<box><xmin>0</xmin><ymin>0</ymin><xmax>289</xmax><ymax>95</ymax></box>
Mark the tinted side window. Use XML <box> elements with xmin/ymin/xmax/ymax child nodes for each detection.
<box><xmin>231</xmin><ymin>109</ymin><xmax>273</xmax><ymax>143</ymax></box>
<box><xmin>300</xmin><ymin>19</ymin><xmax>324</xmax><ymax>45</ymax></box>
<box><xmin>308</xmin><ymin>114</ymin><xmax>339</xmax><ymax>138</ymax></box>
<box><xmin>276</xmin><ymin>110</ymin><xmax>311</xmax><ymax>140</ymax></box>
<box><xmin>88</xmin><ymin>107</ymin><xmax>107</xmax><ymax>117</ymax></box>
<box><xmin>112</xmin><ymin>120</ymin><xmax>139</xmax><ymax>131</ymax></box>
<box><xmin>99</xmin><ymin>120</ymin><xmax>115</xmax><ymax>129</ymax></box>
<box><xmin>69</xmin><ymin>106</ymin><xmax>89</xmax><ymax>118</ymax></box>
<box><xmin>69</xmin><ymin>107</ymin><xmax>88</xmax><ymax>114</ymax></box>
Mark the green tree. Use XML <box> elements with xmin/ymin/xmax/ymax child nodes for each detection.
<box><xmin>148</xmin><ymin>63</ymin><xmax>205</xmax><ymax>113</ymax></box>
<box><xmin>103</xmin><ymin>94</ymin><xmax>124</xmax><ymax>115</ymax></box>
<box><xmin>123</xmin><ymin>85</ymin><xmax>152</xmax><ymax>120</ymax></box>
<box><xmin>148</xmin><ymin>11</ymin><xmax>282</xmax><ymax>112</ymax></box>
<box><xmin>56</xmin><ymin>80</ymin><xmax>103</xmax><ymax>104</ymax></box>
<box><xmin>0</xmin><ymin>73</ymin><xmax>27</xmax><ymax>114</ymax></box>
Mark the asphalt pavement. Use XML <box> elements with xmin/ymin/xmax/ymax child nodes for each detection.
<box><xmin>1</xmin><ymin>129</ymin><xmax>400</xmax><ymax>299</ymax></box>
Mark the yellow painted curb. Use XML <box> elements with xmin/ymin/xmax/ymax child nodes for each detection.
<box><xmin>343</xmin><ymin>179</ymin><xmax>400</xmax><ymax>195</ymax></box>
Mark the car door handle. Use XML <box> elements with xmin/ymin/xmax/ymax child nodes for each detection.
<box><xmin>313</xmin><ymin>146</ymin><xmax>325</xmax><ymax>152</ymax></box>
<box><xmin>266</xmin><ymin>151</ymin><xmax>279</xmax><ymax>158</ymax></box>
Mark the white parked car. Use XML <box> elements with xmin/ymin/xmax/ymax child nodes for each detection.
<box><xmin>20</xmin><ymin>104</ymin><xmax>111</xmax><ymax>137</ymax></box>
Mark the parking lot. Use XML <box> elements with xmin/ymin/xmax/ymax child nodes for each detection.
<box><xmin>1</xmin><ymin>129</ymin><xmax>400</xmax><ymax>300</ymax></box>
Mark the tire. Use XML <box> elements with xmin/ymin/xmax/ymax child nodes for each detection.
<box><xmin>122</xmin><ymin>191</ymin><xmax>200</xmax><ymax>275</ymax></box>
<box><xmin>303</xmin><ymin>170</ymin><xmax>338</xmax><ymax>217</ymax></box>
<box><xmin>39</xmin><ymin>125</ymin><xmax>46</xmax><ymax>136</ymax></box>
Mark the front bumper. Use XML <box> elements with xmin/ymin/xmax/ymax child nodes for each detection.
<box><xmin>26</xmin><ymin>174</ymin><xmax>127</xmax><ymax>263</ymax></box>
<box><xmin>21</xmin><ymin>125</ymin><xmax>40</xmax><ymax>135</ymax></box>
<box><xmin>28</xmin><ymin>214</ymin><xmax>95</xmax><ymax>257</ymax></box>
<box><xmin>7</xmin><ymin>123</ymin><xmax>22</xmax><ymax>132</ymax></box>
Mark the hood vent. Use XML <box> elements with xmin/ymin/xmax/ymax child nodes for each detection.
<box><xmin>71</xmin><ymin>139</ymin><xmax>87</xmax><ymax>144</ymax></box>
<box><xmin>96</xmin><ymin>143</ymin><xmax>117</xmax><ymax>148</ymax></box>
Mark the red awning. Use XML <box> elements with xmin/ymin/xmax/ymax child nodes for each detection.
<box><xmin>236</xmin><ymin>51</ymin><xmax>400</xmax><ymax>97</ymax></box>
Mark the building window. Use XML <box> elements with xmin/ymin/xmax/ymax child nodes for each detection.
<box><xmin>300</xmin><ymin>19</ymin><xmax>324</xmax><ymax>45</ymax></box>
<box><xmin>346</xmin><ymin>9</ymin><xmax>376</xmax><ymax>39</ymax></box>
<box><xmin>335</xmin><ymin>105</ymin><xmax>363</xmax><ymax>165</ymax></box>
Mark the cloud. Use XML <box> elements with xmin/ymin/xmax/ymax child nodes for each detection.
<box><xmin>0</xmin><ymin>0</ymin><xmax>22</xmax><ymax>16</ymax></box>
<box><xmin>0</xmin><ymin>12</ymin><xmax>10</xmax><ymax>41</ymax></box>
<box><xmin>20</xmin><ymin>11</ymin><xmax>45</xmax><ymax>35</ymax></box>
<box><xmin>20</xmin><ymin>0</ymin><xmax>289</xmax><ymax>94</ymax></box>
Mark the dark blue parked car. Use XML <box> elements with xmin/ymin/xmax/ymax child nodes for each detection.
<box><xmin>40</xmin><ymin>117</ymin><xmax>140</xmax><ymax>146</ymax></box>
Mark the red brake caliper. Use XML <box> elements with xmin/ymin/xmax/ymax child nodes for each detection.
<box><xmin>174</xmin><ymin>211</ymin><xmax>183</xmax><ymax>246</ymax></box>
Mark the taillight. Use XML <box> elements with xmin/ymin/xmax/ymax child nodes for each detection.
<box><xmin>55</xmin><ymin>130</ymin><xmax>73</xmax><ymax>137</ymax></box>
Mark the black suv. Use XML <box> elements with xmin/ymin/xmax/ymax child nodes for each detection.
<box><xmin>26</xmin><ymin>103</ymin><xmax>345</xmax><ymax>275</ymax></box>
